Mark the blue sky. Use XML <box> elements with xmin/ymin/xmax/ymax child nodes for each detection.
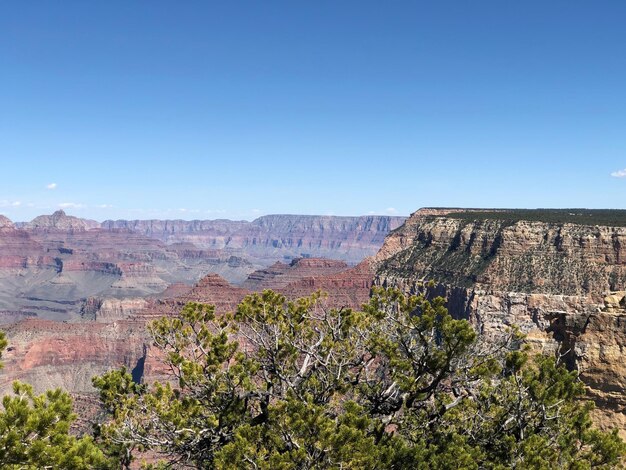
<box><xmin>1</xmin><ymin>1</ymin><xmax>626</xmax><ymax>221</ymax></box>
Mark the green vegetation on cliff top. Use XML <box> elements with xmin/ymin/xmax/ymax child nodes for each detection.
<box><xmin>428</xmin><ymin>208</ymin><xmax>626</xmax><ymax>227</ymax></box>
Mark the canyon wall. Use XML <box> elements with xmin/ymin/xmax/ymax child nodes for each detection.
<box><xmin>102</xmin><ymin>214</ymin><xmax>406</xmax><ymax>263</ymax></box>
<box><xmin>0</xmin><ymin>211</ymin><xmax>402</xmax><ymax>320</ymax></box>
<box><xmin>373</xmin><ymin>208</ymin><xmax>626</xmax><ymax>433</ymax></box>
<box><xmin>0</xmin><ymin>256</ymin><xmax>375</xmax><ymax>399</ymax></box>
<box><xmin>0</xmin><ymin>209</ymin><xmax>394</xmax><ymax>409</ymax></box>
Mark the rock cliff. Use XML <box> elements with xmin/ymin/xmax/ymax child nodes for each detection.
<box><xmin>374</xmin><ymin>208</ymin><xmax>626</xmax><ymax>433</ymax></box>
<box><xmin>0</xmin><ymin>212</ymin><xmax>403</xmax><ymax>319</ymax></box>
<box><xmin>0</xmin><ymin>255</ymin><xmax>375</xmax><ymax>399</ymax></box>
<box><xmin>0</xmin><ymin>318</ymin><xmax>149</xmax><ymax>394</ymax></box>
<box><xmin>243</xmin><ymin>258</ymin><xmax>350</xmax><ymax>291</ymax></box>
<box><xmin>102</xmin><ymin>214</ymin><xmax>406</xmax><ymax>263</ymax></box>
<box><xmin>243</xmin><ymin>257</ymin><xmax>374</xmax><ymax>309</ymax></box>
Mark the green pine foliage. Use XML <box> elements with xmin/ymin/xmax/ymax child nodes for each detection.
<box><xmin>93</xmin><ymin>289</ymin><xmax>626</xmax><ymax>469</ymax></box>
<box><xmin>440</xmin><ymin>208</ymin><xmax>626</xmax><ymax>227</ymax></box>
<box><xmin>0</xmin><ymin>332</ymin><xmax>112</xmax><ymax>469</ymax></box>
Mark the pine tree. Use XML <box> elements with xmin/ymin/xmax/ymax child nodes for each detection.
<box><xmin>0</xmin><ymin>331</ymin><xmax>112</xmax><ymax>469</ymax></box>
<box><xmin>93</xmin><ymin>289</ymin><xmax>626</xmax><ymax>469</ymax></box>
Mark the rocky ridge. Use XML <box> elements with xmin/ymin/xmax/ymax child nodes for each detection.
<box><xmin>0</xmin><ymin>216</ymin><xmax>14</xmax><ymax>229</ymax></box>
<box><xmin>24</xmin><ymin>210</ymin><xmax>100</xmax><ymax>231</ymax></box>
<box><xmin>102</xmin><ymin>214</ymin><xmax>406</xmax><ymax>263</ymax></box>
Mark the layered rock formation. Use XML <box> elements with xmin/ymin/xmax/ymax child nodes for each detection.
<box><xmin>278</xmin><ymin>260</ymin><xmax>374</xmax><ymax>310</ymax></box>
<box><xmin>0</xmin><ymin>255</ymin><xmax>376</xmax><ymax>398</ymax></box>
<box><xmin>102</xmin><ymin>214</ymin><xmax>405</xmax><ymax>263</ymax></box>
<box><xmin>243</xmin><ymin>258</ymin><xmax>350</xmax><ymax>291</ymax></box>
<box><xmin>24</xmin><ymin>210</ymin><xmax>100</xmax><ymax>231</ymax></box>
<box><xmin>0</xmin><ymin>218</ymin><xmax>250</xmax><ymax>320</ymax></box>
<box><xmin>242</xmin><ymin>258</ymin><xmax>374</xmax><ymax>309</ymax></box>
<box><xmin>0</xmin><ymin>210</ymin><xmax>398</xmax><ymax>420</ymax></box>
<box><xmin>0</xmin><ymin>318</ymin><xmax>149</xmax><ymax>394</ymax></box>
<box><xmin>374</xmin><ymin>208</ymin><xmax>626</xmax><ymax>433</ymax></box>
<box><xmin>137</xmin><ymin>258</ymin><xmax>375</xmax><ymax>323</ymax></box>
<box><xmin>0</xmin><ymin>212</ymin><xmax>403</xmax><ymax>320</ymax></box>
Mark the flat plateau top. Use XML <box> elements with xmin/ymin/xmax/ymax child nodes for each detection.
<box><xmin>425</xmin><ymin>209</ymin><xmax>626</xmax><ymax>227</ymax></box>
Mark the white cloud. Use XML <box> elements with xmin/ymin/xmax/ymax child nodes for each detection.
<box><xmin>59</xmin><ymin>202</ymin><xmax>86</xmax><ymax>209</ymax></box>
<box><xmin>611</xmin><ymin>169</ymin><xmax>626</xmax><ymax>178</ymax></box>
<box><xmin>0</xmin><ymin>200</ymin><xmax>22</xmax><ymax>208</ymax></box>
<box><xmin>385</xmin><ymin>207</ymin><xmax>398</xmax><ymax>214</ymax></box>
<box><xmin>96</xmin><ymin>204</ymin><xmax>114</xmax><ymax>209</ymax></box>
<box><xmin>46</xmin><ymin>183</ymin><xmax>57</xmax><ymax>190</ymax></box>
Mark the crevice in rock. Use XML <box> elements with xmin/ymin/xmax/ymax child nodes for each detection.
<box><xmin>131</xmin><ymin>345</ymin><xmax>147</xmax><ymax>384</ymax></box>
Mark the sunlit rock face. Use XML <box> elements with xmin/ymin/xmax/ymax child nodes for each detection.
<box><xmin>374</xmin><ymin>208</ymin><xmax>626</xmax><ymax>434</ymax></box>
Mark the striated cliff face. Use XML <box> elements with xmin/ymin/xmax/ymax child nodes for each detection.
<box><xmin>100</xmin><ymin>218</ymin><xmax>249</xmax><ymax>249</ymax></box>
<box><xmin>243</xmin><ymin>258</ymin><xmax>349</xmax><ymax>290</ymax></box>
<box><xmin>374</xmin><ymin>208</ymin><xmax>626</xmax><ymax>433</ymax></box>
<box><xmin>277</xmin><ymin>260</ymin><xmax>375</xmax><ymax>309</ymax></box>
<box><xmin>243</xmin><ymin>257</ymin><xmax>374</xmax><ymax>309</ymax></box>
<box><xmin>0</xmin><ymin>318</ymin><xmax>149</xmax><ymax>394</ymax></box>
<box><xmin>0</xmin><ymin>212</ymin><xmax>403</xmax><ymax>319</ymax></box>
<box><xmin>102</xmin><ymin>214</ymin><xmax>406</xmax><ymax>263</ymax></box>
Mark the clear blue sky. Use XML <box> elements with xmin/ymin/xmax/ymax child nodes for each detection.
<box><xmin>1</xmin><ymin>1</ymin><xmax>626</xmax><ymax>221</ymax></box>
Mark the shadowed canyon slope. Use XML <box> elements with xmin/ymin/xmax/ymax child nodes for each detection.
<box><xmin>373</xmin><ymin>208</ymin><xmax>626</xmax><ymax>433</ymax></box>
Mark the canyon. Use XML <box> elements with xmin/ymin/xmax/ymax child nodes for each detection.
<box><xmin>3</xmin><ymin>207</ymin><xmax>626</xmax><ymax>437</ymax></box>
<box><xmin>0</xmin><ymin>210</ymin><xmax>404</xmax><ymax>321</ymax></box>
<box><xmin>0</xmin><ymin>256</ymin><xmax>376</xmax><ymax>413</ymax></box>
<box><xmin>0</xmin><ymin>210</ymin><xmax>391</xmax><ymax>408</ymax></box>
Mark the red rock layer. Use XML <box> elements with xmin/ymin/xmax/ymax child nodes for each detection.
<box><xmin>102</xmin><ymin>215</ymin><xmax>406</xmax><ymax>263</ymax></box>
<box><xmin>242</xmin><ymin>258</ymin><xmax>349</xmax><ymax>291</ymax></box>
<box><xmin>278</xmin><ymin>260</ymin><xmax>374</xmax><ymax>310</ymax></box>
<box><xmin>0</xmin><ymin>318</ymin><xmax>149</xmax><ymax>395</ymax></box>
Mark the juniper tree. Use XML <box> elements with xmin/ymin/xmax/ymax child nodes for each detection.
<box><xmin>0</xmin><ymin>331</ymin><xmax>112</xmax><ymax>469</ymax></box>
<box><xmin>93</xmin><ymin>289</ymin><xmax>626</xmax><ymax>469</ymax></box>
